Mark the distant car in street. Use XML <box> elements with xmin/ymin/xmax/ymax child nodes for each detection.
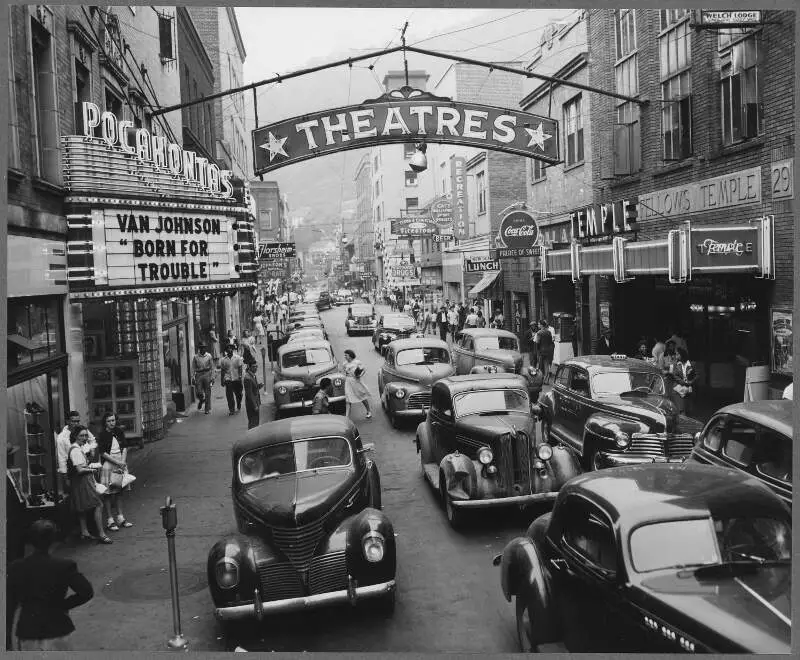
<box><xmin>371</xmin><ymin>313</ymin><xmax>419</xmax><ymax>353</ymax></box>
<box><xmin>273</xmin><ymin>340</ymin><xmax>345</xmax><ymax>417</ymax></box>
<box><xmin>207</xmin><ymin>415</ymin><xmax>396</xmax><ymax>639</ymax></box>
<box><xmin>286</xmin><ymin>328</ymin><xmax>325</xmax><ymax>344</ymax></box>
<box><xmin>687</xmin><ymin>399</ymin><xmax>792</xmax><ymax>509</ymax></box>
<box><xmin>288</xmin><ymin>318</ymin><xmax>328</xmax><ymax>340</ymax></box>
<box><xmin>288</xmin><ymin>310</ymin><xmax>320</xmax><ymax>326</ymax></box>
<box><xmin>378</xmin><ymin>338</ymin><xmax>454</xmax><ymax>428</ymax></box>
<box><xmin>415</xmin><ymin>374</ymin><xmax>580</xmax><ymax>528</ymax></box>
<box><xmin>496</xmin><ymin>462</ymin><xmax>791</xmax><ymax>653</ymax></box>
<box><xmin>452</xmin><ymin>328</ymin><xmax>544</xmax><ymax>403</ymax></box>
<box><xmin>315</xmin><ymin>291</ymin><xmax>332</xmax><ymax>311</ymax></box>
<box><xmin>538</xmin><ymin>354</ymin><xmax>703</xmax><ymax>471</ymax></box>
<box><xmin>345</xmin><ymin>303</ymin><xmax>377</xmax><ymax>336</ymax></box>
<box><xmin>336</xmin><ymin>289</ymin><xmax>354</xmax><ymax>306</ymax></box>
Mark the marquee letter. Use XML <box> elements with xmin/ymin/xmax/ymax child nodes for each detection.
<box><xmin>207</xmin><ymin>164</ymin><xmax>221</xmax><ymax>193</ymax></box>
<box><xmin>492</xmin><ymin>115</ymin><xmax>516</xmax><ymax>144</ymax></box>
<box><xmin>381</xmin><ymin>107</ymin><xmax>412</xmax><ymax>136</ymax></box>
<box><xmin>118</xmin><ymin>121</ymin><xmax>136</xmax><ymax>154</ymax></box>
<box><xmin>195</xmin><ymin>157</ymin><xmax>209</xmax><ymax>189</ymax></box>
<box><xmin>183</xmin><ymin>150</ymin><xmax>197</xmax><ymax>182</ymax></box>
<box><xmin>135</xmin><ymin>129</ymin><xmax>152</xmax><ymax>162</ymax></box>
<box><xmin>295</xmin><ymin>119</ymin><xmax>320</xmax><ymax>150</ymax></box>
<box><xmin>219</xmin><ymin>170</ymin><xmax>233</xmax><ymax>198</ymax></box>
<box><xmin>462</xmin><ymin>109</ymin><xmax>488</xmax><ymax>140</ymax></box>
<box><xmin>437</xmin><ymin>107</ymin><xmax>461</xmax><ymax>136</ymax></box>
<box><xmin>100</xmin><ymin>111</ymin><xmax>118</xmax><ymax>146</ymax></box>
<box><xmin>321</xmin><ymin>113</ymin><xmax>350</xmax><ymax>145</ymax></box>
<box><xmin>82</xmin><ymin>102</ymin><xmax>100</xmax><ymax>137</ymax></box>
<box><xmin>409</xmin><ymin>106</ymin><xmax>433</xmax><ymax>135</ymax></box>
<box><xmin>350</xmin><ymin>109</ymin><xmax>377</xmax><ymax>138</ymax></box>
<box><xmin>151</xmin><ymin>135</ymin><xmax>168</xmax><ymax>169</ymax></box>
<box><xmin>167</xmin><ymin>143</ymin><xmax>183</xmax><ymax>175</ymax></box>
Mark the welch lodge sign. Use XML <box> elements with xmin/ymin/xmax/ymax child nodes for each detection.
<box><xmin>252</xmin><ymin>87</ymin><xmax>560</xmax><ymax>175</ymax></box>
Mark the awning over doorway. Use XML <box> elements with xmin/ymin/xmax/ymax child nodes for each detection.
<box><xmin>469</xmin><ymin>270</ymin><xmax>501</xmax><ymax>296</ymax></box>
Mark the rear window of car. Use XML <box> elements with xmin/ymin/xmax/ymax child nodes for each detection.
<box><xmin>396</xmin><ymin>347</ymin><xmax>450</xmax><ymax>366</ymax></box>
<box><xmin>475</xmin><ymin>336</ymin><xmax>518</xmax><ymax>352</ymax></box>
<box><xmin>239</xmin><ymin>436</ymin><xmax>352</xmax><ymax>484</ymax></box>
<box><xmin>351</xmin><ymin>306</ymin><xmax>373</xmax><ymax>316</ymax></box>
<box><xmin>591</xmin><ymin>371</ymin><xmax>666</xmax><ymax>397</ymax></box>
<box><xmin>383</xmin><ymin>315</ymin><xmax>416</xmax><ymax>330</ymax></box>
<box><xmin>755</xmin><ymin>429</ymin><xmax>792</xmax><ymax>484</ymax></box>
<box><xmin>282</xmin><ymin>347</ymin><xmax>331</xmax><ymax>368</ymax></box>
<box><xmin>630</xmin><ymin>518</ymin><xmax>720</xmax><ymax>573</ymax></box>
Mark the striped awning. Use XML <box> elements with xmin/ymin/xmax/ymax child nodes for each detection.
<box><xmin>468</xmin><ymin>270</ymin><xmax>502</xmax><ymax>296</ymax></box>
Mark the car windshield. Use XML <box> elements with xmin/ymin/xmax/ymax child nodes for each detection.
<box><xmin>351</xmin><ymin>306</ymin><xmax>373</xmax><ymax>317</ymax></box>
<box><xmin>396</xmin><ymin>347</ymin><xmax>450</xmax><ymax>366</ymax></box>
<box><xmin>288</xmin><ymin>331</ymin><xmax>323</xmax><ymax>343</ymax></box>
<box><xmin>238</xmin><ymin>436</ymin><xmax>352</xmax><ymax>484</ymax></box>
<box><xmin>337</xmin><ymin>289</ymin><xmax>351</xmax><ymax>296</ymax></box>
<box><xmin>591</xmin><ymin>371</ymin><xmax>666</xmax><ymax>397</ymax></box>
<box><xmin>630</xmin><ymin>515</ymin><xmax>792</xmax><ymax>573</ymax></box>
<box><xmin>453</xmin><ymin>388</ymin><xmax>529</xmax><ymax>416</ymax></box>
<box><xmin>282</xmin><ymin>348</ymin><xmax>331</xmax><ymax>368</ymax></box>
<box><xmin>475</xmin><ymin>336</ymin><xmax>518</xmax><ymax>352</ymax></box>
<box><xmin>383</xmin><ymin>315</ymin><xmax>416</xmax><ymax>330</ymax></box>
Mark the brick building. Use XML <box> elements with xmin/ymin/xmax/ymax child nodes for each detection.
<box><xmin>573</xmin><ymin>9</ymin><xmax>793</xmax><ymax>402</ymax></box>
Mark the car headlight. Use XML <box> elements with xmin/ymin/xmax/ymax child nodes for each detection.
<box><xmin>536</xmin><ymin>444</ymin><xmax>553</xmax><ymax>461</ymax></box>
<box><xmin>333</xmin><ymin>377</ymin><xmax>343</xmax><ymax>387</ymax></box>
<box><xmin>362</xmin><ymin>531</ymin><xmax>385</xmax><ymax>563</ymax></box>
<box><xmin>277</xmin><ymin>386</ymin><xmax>288</xmax><ymax>395</ymax></box>
<box><xmin>394</xmin><ymin>389</ymin><xmax>406</xmax><ymax>399</ymax></box>
<box><xmin>214</xmin><ymin>557</ymin><xmax>239</xmax><ymax>589</ymax></box>
<box><xmin>614</xmin><ymin>430</ymin><xmax>631</xmax><ymax>448</ymax></box>
<box><xmin>478</xmin><ymin>446</ymin><xmax>493</xmax><ymax>464</ymax></box>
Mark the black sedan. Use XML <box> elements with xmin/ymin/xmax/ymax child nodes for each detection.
<box><xmin>496</xmin><ymin>462</ymin><xmax>791</xmax><ymax>653</ymax></box>
<box><xmin>371</xmin><ymin>313</ymin><xmax>419</xmax><ymax>353</ymax></box>
<box><xmin>207</xmin><ymin>415</ymin><xmax>397</xmax><ymax>638</ymax></box>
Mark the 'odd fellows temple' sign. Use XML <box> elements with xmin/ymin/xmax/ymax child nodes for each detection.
<box><xmin>253</xmin><ymin>87</ymin><xmax>559</xmax><ymax>175</ymax></box>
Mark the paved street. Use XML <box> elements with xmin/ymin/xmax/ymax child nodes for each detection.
<box><xmin>51</xmin><ymin>303</ymin><xmax>544</xmax><ymax>652</ymax></box>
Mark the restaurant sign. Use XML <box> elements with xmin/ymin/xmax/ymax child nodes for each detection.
<box><xmin>252</xmin><ymin>86</ymin><xmax>559</xmax><ymax>175</ymax></box>
<box><xmin>691</xmin><ymin>225</ymin><xmax>761</xmax><ymax>272</ymax></box>
<box><xmin>464</xmin><ymin>258</ymin><xmax>500</xmax><ymax>273</ymax></box>
<box><xmin>430</xmin><ymin>196</ymin><xmax>454</xmax><ymax>232</ymax></box>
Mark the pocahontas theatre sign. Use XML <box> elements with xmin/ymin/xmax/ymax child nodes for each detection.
<box><xmin>252</xmin><ymin>87</ymin><xmax>560</xmax><ymax>175</ymax></box>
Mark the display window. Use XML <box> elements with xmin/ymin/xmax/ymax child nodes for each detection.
<box><xmin>6</xmin><ymin>298</ymin><xmax>64</xmax><ymax>370</ymax></box>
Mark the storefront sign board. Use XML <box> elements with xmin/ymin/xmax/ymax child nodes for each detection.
<box><xmin>451</xmin><ymin>156</ymin><xmax>469</xmax><ymax>239</ymax></box>
<box><xmin>464</xmin><ymin>258</ymin><xmax>501</xmax><ymax>273</ymax></box>
<box><xmin>252</xmin><ymin>88</ymin><xmax>559</xmax><ymax>175</ymax></box>
<box><xmin>497</xmin><ymin>208</ymin><xmax>541</xmax><ymax>258</ymax></box>
<box><xmin>430</xmin><ymin>196</ymin><xmax>454</xmax><ymax>230</ymax></box>
<box><xmin>258</xmin><ymin>242</ymin><xmax>296</xmax><ymax>259</ymax></box>
<box><xmin>691</xmin><ymin>226</ymin><xmax>760</xmax><ymax>271</ymax></box>
<box><xmin>699</xmin><ymin>10</ymin><xmax>762</xmax><ymax>25</ymax></box>
<box><xmin>390</xmin><ymin>216</ymin><xmax>439</xmax><ymax>237</ymax></box>
<box><xmin>770</xmin><ymin>158</ymin><xmax>793</xmax><ymax>200</ymax></box>
<box><xmin>638</xmin><ymin>167</ymin><xmax>762</xmax><ymax>221</ymax></box>
<box><xmin>571</xmin><ymin>198</ymin><xmax>639</xmax><ymax>241</ymax></box>
<box><xmin>770</xmin><ymin>308</ymin><xmax>793</xmax><ymax>377</ymax></box>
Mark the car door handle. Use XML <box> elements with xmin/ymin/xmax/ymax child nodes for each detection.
<box><xmin>550</xmin><ymin>558</ymin><xmax>576</xmax><ymax>576</ymax></box>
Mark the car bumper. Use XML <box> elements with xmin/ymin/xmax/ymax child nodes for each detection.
<box><xmin>215</xmin><ymin>578</ymin><xmax>396</xmax><ymax>620</ymax></box>
<box><xmin>451</xmin><ymin>491</ymin><xmax>558</xmax><ymax>509</ymax></box>
<box><xmin>276</xmin><ymin>394</ymin><xmax>346</xmax><ymax>410</ymax></box>
<box><xmin>392</xmin><ymin>407</ymin><xmax>429</xmax><ymax>419</ymax></box>
<box><xmin>596</xmin><ymin>452</ymin><xmax>688</xmax><ymax>468</ymax></box>
<box><xmin>348</xmin><ymin>326</ymin><xmax>376</xmax><ymax>334</ymax></box>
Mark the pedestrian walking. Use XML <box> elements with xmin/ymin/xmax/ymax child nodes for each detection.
<box><xmin>56</xmin><ymin>411</ymin><xmax>96</xmax><ymax>495</ymax></box>
<box><xmin>536</xmin><ymin>320</ymin><xmax>555</xmax><ymax>383</ymax></box>
<box><xmin>224</xmin><ymin>328</ymin><xmax>239</xmax><ymax>352</ymax></box>
<box><xmin>477</xmin><ymin>309</ymin><xmax>486</xmax><ymax>328</ymax></box>
<box><xmin>243</xmin><ymin>362</ymin><xmax>263</xmax><ymax>430</ymax></box>
<box><xmin>491</xmin><ymin>308</ymin><xmax>505</xmax><ymax>329</ymax></box>
<box><xmin>343</xmin><ymin>349</ymin><xmax>372</xmax><ymax>419</ymax></box>
<box><xmin>437</xmin><ymin>305</ymin><xmax>449</xmax><ymax>341</ymax></box>
<box><xmin>447</xmin><ymin>305</ymin><xmax>459</xmax><ymax>341</ymax></box>
<box><xmin>597</xmin><ymin>328</ymin><xmax>614</xmax><ymax>354</ymax></box>
<box><xmin>241</xmin><ymin>330</ymin><xmax>258</xmax><ymax>373</ymax></box>
<box><xmin>208</xmin><ymin>324</ymin><xmax>221</xmax><ymax>367</ymax></box>
<box><xmin>253</xmin><ymin>312</ymin><xmax>266</xmax><ymax>345</ymax></box>
<box><xmin>670</xmin><ymin>347</ymin><xmax>697</xmax><ymax>415</ymax></box>
<box><xmin>192</xmin><ymin>343</ymin><xmax>215</xmax><ymax>414</ymax></box>
<box><xmin>464</xmin><ymin>307</ymin><xmax>479</xmax><ymax>328</ymax></box>
<box><xmin>527</xmin><ymin>321</ymin><xmax>539</xmax><ymax>370</ymax></box>
<box><xmin>6</xmin><ymin>519</ymin><xmax>94</xmax><ymax>651</ymax></box>
<box><xmin>220</xmin><ymin>346</ymin><xmax>244</xmax><ymax>414</ymax></box>
<box><xmin>67</xmin><ymin>426</ymin><xmax>110</xmax><ymax>544</ymax></box>
<box><xmin>312</xmin><ymin>377</ymin><xmax>333</xmax><ymax>414</ymax></box>
<box><xmin>97</xmin><ymin>412</ymin><xmax>133</xmax><ymax>533</ymax></box>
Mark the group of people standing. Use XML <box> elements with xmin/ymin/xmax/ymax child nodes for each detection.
<box><xmin>423</xmin><ymin>300</ymin><xmax>504</xmax><ymax>342</ymax></box>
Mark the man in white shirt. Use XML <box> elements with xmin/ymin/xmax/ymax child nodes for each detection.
<box><xmin>464</xmin><ymin>308</ymin><xmax>479</xmax><ymax>328</ymax></box>
<box><xmin>447</xmin><ymin>306</ymin><xmax>459</xmax><ymax>341</ymax></box>
<box><xmin>56</xmin><ymin>411</ymin><xmax>96</xmax><ymax>489</ymax></box>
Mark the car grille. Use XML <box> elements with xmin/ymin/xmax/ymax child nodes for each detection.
<box><xmin>407</xmin><ymin>392</ymin><xmax>431</xmax><ymax>409</ymax></box>
<box><xmin>271</xmin><ymin>520</ymin><xmax>325</xmax><ymax>571</ymax></box>
<box><xmin>626</xmin><ymin>433</ymin><xmax>695</xmax><ymax>460</ymax></box>
<box><xmin>257</xmin><ymin>551</ymin><xmax>348</xmax><ymax>601</ymax></box>
<box><xmin>356</xmin><ymin>317</ymin><xmax>372</xmax><ymax>325</ymax></box>
<box><xmin>289</xmin><ymin>386</ymin><xmax>315</xmax><ymax>403</ymax></box>
<box><xmin>496</xmin><ymin>431</ymin><xmax>533</xmax><ymax>495</ymax></box>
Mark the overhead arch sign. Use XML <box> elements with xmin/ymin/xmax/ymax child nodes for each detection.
<box><xmin>253</xmin><ymin>86</ymin><xmax>559</xmax><ymax>175</ymax></box>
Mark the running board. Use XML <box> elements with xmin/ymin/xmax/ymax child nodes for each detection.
<box><xmin>422</xmin><ymin>463</ymin><xmax>439</xmax><ymax>490</ymax></box>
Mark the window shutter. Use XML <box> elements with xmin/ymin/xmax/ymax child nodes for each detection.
<box><xmin>577</xmin><ymin>128</ymin><xmax>584</xmax><ymax>163</ymax></box>
<box><xmin>613</xmin><ymin>123</ymin><xmax>631</xmax><ymax>175</ymax></box>
<box><xmin>158</xmin><ymin>15</ymin><xmax>173</xmax><ymax>61</ymax></box>
<box><xmin>679</xmin><ymin>95</ymin><xmax>692</xmax><ymax>157</ymax></box>
<box><xmin>631</xmin><ymin>120</ymin><xmax>641</xmax><ymax>172</ymax></box>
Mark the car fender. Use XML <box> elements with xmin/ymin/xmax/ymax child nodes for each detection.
<box><xmin>315</xmin><ymin>372</ymin><xmax>345</xmax><ymax>390</ymax></box>
<box><xmin>332</xmin><ymin>507</ymin><xmax>397</xmax><ymax>583</ymax></box>
<box><xmin>547</xmin><ymin>445</ymin><xmax>583</xmax><ymax>489</ymax></box>
<box><xmin>416</xmin><ymin>420</ymin><xmax>431</xmax><ymax>457</ymax></box>
<box><xmin>498</xmin><ymin>537</ymin><xmax>560</xmax><ymax>643</ymax></box>
<box><xmin>384</xmin><ymin>380</ymin><xmax>416</xmax><ymax>409</ymax></box>
<box><xmin>584</xmin><ymin>413</ymin><xmax>649</xmax><ymax>450</ymax></box>
<box><xmin>469</xmin><ymin>364</ymin><xmax>507</xmax><ymax>375</ymax></box>
<box><xmin>439</xmin><ymin>452</ymin><xmax>478</xmax><ymax>500</ymax></box>
<box><xmin>207</xmin><ymin>534</ymin><xmax>261</xmax><ymax>606</ymax></box>
<box><xmin>272</xmin><ymin>379</ymin><xmax>306</xmax><ymax>400</ymax></box>
<box><xmin>367</xmin><ymin>461</ymin><xmax>382</xmax><ymax>510</ymax></box>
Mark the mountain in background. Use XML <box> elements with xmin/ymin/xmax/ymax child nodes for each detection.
<box><xmin>241</xmin><ymin>9</ymin><xmax>579</xmax><ymax>231</ymax></box>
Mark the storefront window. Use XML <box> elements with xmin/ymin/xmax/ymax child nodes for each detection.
<box><xmin>7</xmin><ymin>298</ymin><xmax>63</xmax><ymax>369</ymax></box>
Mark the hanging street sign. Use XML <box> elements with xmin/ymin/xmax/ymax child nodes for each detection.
<box><xmin>257</xmin><ymin>241</ymin><xmax>296</xmax><ymax>260</ymax></box>
<box><xmin>430</xmin><ymin>195</ymin><xmax>453</xmax><ymax>229</ymax></box>
<box><xmin>390</xmin><ymin>216</ymin><xmax>439</xmax><ymax>237</ymax></box>
<box><xmin>252</xmin><ymin>86</ymin><xmax>560</xmax><ymax>175</ymax></box>
<box><xmin>496</xmin><ymin>208</ymin><xmax>542</xmax><ymax>259</ymax></box>
<box><xmin>464</xmin><ymin>258</ymin><xmax>501</xmax><ymax>273</ymax></box>
<box><xmin>697</xmin><ymin>10</ymin><xmax>762</xmax><ymax>26</ymax></box>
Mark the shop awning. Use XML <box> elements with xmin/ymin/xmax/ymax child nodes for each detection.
<box><xmin>468</xmin><ymin>270</ymin><xmax>502</xmax><ymax>296</ymax></box>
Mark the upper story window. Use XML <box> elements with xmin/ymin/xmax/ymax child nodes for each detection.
<box><xmin>375</xmin><ymin>179</ymin><xmax>381</xmax><ymax>198</ymax></box>
<box><xmin>613</xmin><ymin>10</ymin><xmax>640</xmax><ymax>176</ymax></box>
<box><xmin>719</xmin><ymin>30</ymin><xmax>763</xmax><ymax>145</ymax></box>
<box><xmin>8</xmin><ymin>25</ymin><xmax>20</xmax><ymax>169</ymax></box>
<box><xmin>405</xmin><ymin>170</ymin><xmax>418</xmax><ymax>187</ymax></box>
<box><xmin>30</xmin><ymin>9</ymin><xmax>61</xmax><ymax>182</ymax></box>
<box><xmin>531</xmin><ymin>158</ymin><xmax>546</xmax><ymax>182</ymax></box>
<box><xmin>615</xmin><ymin>9</ymin><xmax>636</xmax><ymax>59</ymax></box>
<box><xmin>660</xmin><ymin>13</ymin><xmax>692</xmax><ymax>160</ymax></box>
<box><xmin>406</xmin><ymin>197</ymin><xmax>419</xmax><ymax>211</ymax></box>
<box><xmin>563</xmin><ymin>95</ymin><xmax>584</xmax><ymax>167</ymax></box>
<box><xmin>403</xmin><ymin>143</ymin><xmax>416</xmax><ymax>159</ymax></box>
<box><xmin>374</xmin><ymin>153</ymin><xmax>380</xmax><ymax>170</ymax></box>
<box><xmin>476</xmin><ymin>171</ymin><xmax>486</xmax><ymax>214</ymax></box>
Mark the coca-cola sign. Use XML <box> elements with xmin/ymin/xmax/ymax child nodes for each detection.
<box><xmin>691</xmin><ymin>226</ymin><xmax>760</xmax><ymax>272</ymax></box>
<box><xmin>498</xmin><ymin>209</ymin><xmax>540</xmax><ymax>250</ymax></box>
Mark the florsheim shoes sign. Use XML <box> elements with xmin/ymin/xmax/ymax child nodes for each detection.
<box><xmin>252</xmin><ymin>86</ymin><xmax>559</xmax><ymax>175</ymax></box>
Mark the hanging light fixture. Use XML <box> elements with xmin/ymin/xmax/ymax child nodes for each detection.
<box><xmin>409</xmin><ymin>141</ymin><xmax>428</xmax><ymax>173</ymax></box>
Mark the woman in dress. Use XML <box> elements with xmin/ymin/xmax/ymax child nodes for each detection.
<box><xmin>343</xmin><ymin>349</ymin><xmax>372</xmax><ymax>419</ymax></box>
<box><xmin>97</xmin><ymin>412</ymin><xmax>133</xmax><ymax>533</ymax></box>
<box><xmin>670</xmin><ymin>346</ymin><xmax>697</xmax><ymax>415</ymax></box>
<box><xmin>208</xmin><ymin>324</ymin><xmax>221</xmax><ymax>367</ymax></box>
<box><xmin>68</xmin><ymin>426</ymin><xmax>111</xmax><ymax>544</ymax></box>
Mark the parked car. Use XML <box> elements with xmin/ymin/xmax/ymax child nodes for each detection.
<box><xmin>286</xmin><ymin>328</ymin><xmax>326</xmax><ymax>344</ymax></box>
<box><xmin>687</xmin><ymin>399</ymin><xmax>792</xmax><ymax>508</ymax></box>
<box><xmin>371</xmin><ymin>313</ymin><xmax>419</xmax><ymax>353</ymax></box>
<box><xmin>415</xmin><ymin>374</ymin><xmax>580</xmax><ymax>528</ymax></box>
<box><xmin>315</xmin><ymin>291</ymin><xmax>332</xmax><ymax>311</ymax></box>
<box><xmin>378</xmin><ymin>338</ymin><xmax>454</xmax><ymax>428</ymax></box>
<box><xmin>496</xmin><ymin>462</ymin><xmax>791</xmax><ymax>653</ymax></box>
<box><xmin>288</xmin><ymin>318</ymin><xmax>327</xmax><ymax>340</ymax></box>
<box><xmin>288</xmin><ymin>311</ymin><xmax>320</xmax><ymax>325</ymax></box>
<box><xmin>273</xmin><ymin>340</ymin><xmax>346</xmax><ymax>417</ymax></box>
<box><xmin>336</xmin><ymin>289</ymin><xmax>354</xmax><ymax>306</ymax></box>
<box><xmin>207</xmin><ymin>415</ymin><xmax>397</xmax><ymax>636</ymax></box>
<box><xmin>346</xmin><ymin>304</ymin><xmax>378</xmax><ymax>336</ymax></box>
<box><xmin>538</xmin><ymin>354</ymin><xmax>703</xmax><ymax>471</ymax></box>
<box><xmin>452</xmin><ymin>328</ymin><xmax>544</xmax><ymax>403</ymax></box>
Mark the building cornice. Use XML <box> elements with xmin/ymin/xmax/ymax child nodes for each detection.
<box><xmin>177</xmin><ymin>7</ymin><xmax>214</xmax><ymax>79</ymax></box>
<box><xmin>520</xmin><ymin>52</ymin><xmax>588</xmax><ymax>110</ymax></box>
<box><xmin>226</xmin><ymin>7</ymin><xmax>247</xmax><ymax>62</ymax></box>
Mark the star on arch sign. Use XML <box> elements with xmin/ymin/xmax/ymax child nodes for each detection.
<box><xmin>259</xmin><ymin>131</ymin><xmax>288</xmax><ymax>162</ymax></box>
<box><xmin>525</xmin><ymin>123</ymin><xmax>553</xmax><ymax>151</ymax></box>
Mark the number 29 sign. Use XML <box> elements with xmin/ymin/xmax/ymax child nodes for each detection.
<box><xmin>771</xmin><ymin>158</ymin><xmax>793</xmax><ymax>200</ymax></box>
